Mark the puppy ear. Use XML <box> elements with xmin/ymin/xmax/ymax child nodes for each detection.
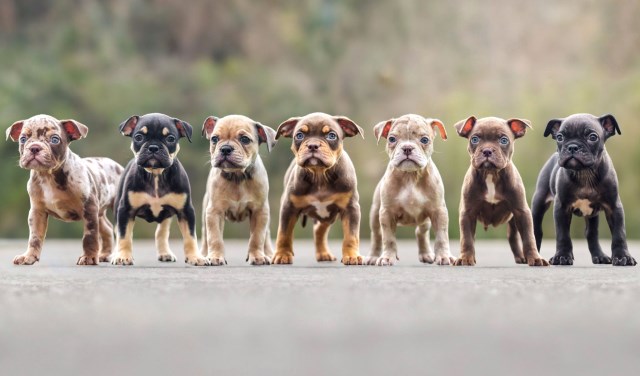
<box><xmin>506</xmin><ymin>118</ymin><xmax>531</xmax><ymax>139</ymax></box>
<box><xmin>6</xmin><ymin>120</ymin><xmax>25</xmax><ymax>142</ymax></box>
<box><xmin>174</xmin><ymin>118</ymin><xmax>193</xmax><ymax>143</ymax></box>
<box><xmin>544</xmin><ymin>118</ymin><xmax>563</xmax><ymax>139</ymax></box>
<box><xmin>255</xmin><ymin>122</ymin><xmax>277</xmax><ymax>152</ymax></box>
<box><xmin>454</xmin><ymin>116</ymin><xmax>476</xmax><ymax>138</ymax></box>
<box><xmin>373</xmin><ymin>119</ymin><xmax>393</xmax><ymax>144</ymax></box>
<box><xmin>427</xmin><ymin>118</ymin><xmax>447</xmax><ymax>140</ymax></box>
<box><xmin>276</xmin><ymin>117</ymin><xmax>300</xmax><ymax>139</ymax></box>
<box><xmin>119</xmin><ymin>115</ymin><xmax>139</xmax><ymax>137</ymax></box>
<box><xmin>334</xmin><ymin>116</ymin><xmax>364</xmax><ymax>139</ymax></box>
<box><xmin>60</xmin><ymin>119</ymin><xmax>89</xmax><ymax>141</ymax></box>
<box><xmin>202</xmin><ymin>116</ymin><xmax>218</xmax><ymax>139</ymax></box>
<box><xmin>598</xmin><ymin>114</ymin><xmax>621</xmax><ymax>139</ymax></box>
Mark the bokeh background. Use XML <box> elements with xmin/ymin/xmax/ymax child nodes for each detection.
<box><xmin>1</xmin><ymin>0</ymin><xmax>639</xmax><ymax>241</ymax></box>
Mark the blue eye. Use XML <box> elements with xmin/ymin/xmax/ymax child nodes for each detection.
<box><xmin>499</xmin><ymin>136</ymin><xmax>509</xmax><ymax>145</ymax></box>
<box><xmin>388</xmin><ymin>136</ymin><xmax>397</xmax><ymax>143</ymax></box>
<box><xmin>19</xmin><ymin>136</ymin><xmax>27</xmax><ymax>144</ymax></box>
<box><xmin>326</xmin><ymin>132</ymin><xmax>337</xmax><ymax>141</ymax></box>
<box><xmin>134</xmin><ymin>134</ymin><xmax>144</xmax><ymax>142</ymax></box>
<box><xmin>470</xmin><ymin>136</ymin><xmax>480</xmax><ymax>144</ymax></box>
<box><xmin>50</xmin><ymin>135</ymin><xmax>60</xmax><ymax>144</ymax></box>
<box><xmin>211</xmin><ymin>136</ymin><xmax>219</xmax><ymax>144</ymax></box>
<box><xmin>166</xmin><ymin>135</ymin><xmax>176</xmax><ymax>143</ymax></box>
<box><xmin>295</xmin><ymin>132</ymin><xmax>305</xmax><ymax>141</ymax></box>
<box><xmin>555</xmin><ymin>134</ymin><xmax>564</xmax><ymax>142</ymax></box>
<box><xmin>420</xmin><ymin>136</ymin><xmax>430</xmax><ymax>145</ymax></box>
<box><xmin>240</xmin><ymin>135</ymin><xmax>251</xmax><ymax>145</ymax></box>
<box><xmin>588</xmin><ymin>133</ymin><xmax>598</xmax><ymax>142</ymax></box>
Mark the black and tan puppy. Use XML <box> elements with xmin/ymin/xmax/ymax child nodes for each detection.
<box><xmin>200</xmin><ymin>115</ymin><xmax>277</xmax><ymax>265</ymax></box>
<box><xmin>111</xmin><ymin>113</ymin><xmax>209</xmax><ymax>266</ymax></box>
<box><xmin>532</xmin><ymin>113</ymin><xmax>636</xmax><ymax>266</ymax></box>
<box><xmin>272</xmin><ymin>112</ymin><xmax>364</xmax><ymax>265</ymax></box>
<box><xmin>454</xmin><ymin>116</ymin><xmax>548</xmax><ymax>266</ymax></box>
<box><xmin>6</xmin><ymin>115</ymin><xmax>123</xmax><ymax>265</ymax></box>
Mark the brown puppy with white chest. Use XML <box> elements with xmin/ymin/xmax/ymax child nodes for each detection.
<box><xmin>200</xmin><ymin>115</ymin><xmax>277</xmax><ymax>265</ymax></box>
<box><xmin>454</xmin><ymin>116</ymin><xmax>548</xmax><ymax>266</ymax></box>
<box><xmin>272</xmin><ymin>112</ymin><xmax>364</xmax><ymax>265</ymax></box>
<box><xmin>365</xmin><ymin>114</ymin><xmax>455</xmax><ymax>266</ymax></box>
<box><xmin>6</xmin><ymin>114</ymin><xmax>123</xmax><ymax>265</ymax></box>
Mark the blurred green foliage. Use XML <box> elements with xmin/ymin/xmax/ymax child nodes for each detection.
<box><xmin>1</xmin><ymin>0</ymin><xmax>639</xmax><ymax>243</ymax></box>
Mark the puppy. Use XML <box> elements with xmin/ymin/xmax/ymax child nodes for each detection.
<box><xmin>200</xmin><ymin>115</ymin><xmax>277</xmax><ymax>265</ymax></box>
<box><xmin>6</xmin><ymin>114</ymin><xmax>123</xmax><ymax>265</ymax></box>
<box><xmin>111</xmin><ymin>113</ymin><xmax>209</xmax><ymax>266</ymax></box>
<box><xmin>272</xmin><ymin>112</ymin><xmax>364</xmax><ymax>265</ymax></box>
<box><xmin>365</xmin><ymin>114</ymin><xmax>455</xmax><ymax>266</ymax></box>
<box><xmin>532</xmin><ymin>113</ymin><xmax>636</xmax><ymax>266</ymax></box>
<box><xmin>454</xmin><ymin>116</ymin><xmax>548</xmax><ymax>266</ymax></box>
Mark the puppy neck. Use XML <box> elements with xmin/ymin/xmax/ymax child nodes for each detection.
<box><xmin>566</xmin><ymin>168</ymin><xmax>599</xmax><ymax>188</ymax></box>
<box><xmin>221</xmin><ymin>164</ymin><xmax>254</xmax><ymax>183</ymax></box>
<box><xmin>388</xmin><ymin>163</ymin><xmax>430</xmax><ymax>181</ymax></box>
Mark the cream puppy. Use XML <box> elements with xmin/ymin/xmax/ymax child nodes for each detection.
<box><xmin>366</xmin><ymin>114</ymin><xmax>454</xmax><ymax>266</ymax></box>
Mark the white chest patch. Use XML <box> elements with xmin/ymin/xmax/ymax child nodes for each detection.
<box><xmin>485</xmin><ymin>175</ymin><xmax>500</xmax><ymax>204</ymax></box>
<box><xmin>571</xmin><ymin>199</ymin><xmax>593</xmax><ymax>216</ymax></box>
<box><xmin>310</xmin><ymin>200</ymin><xmax>332</xmax><ymax>218</ymax></box>
<box><xmin>397</xmin><ymin>186</ymin><xmax>428</xmax><ymax>218</ymax></box>
<box><xmin>128</xmin><ymin>191</ymin><xmax>187</xmax><ymax>217</ymax></box>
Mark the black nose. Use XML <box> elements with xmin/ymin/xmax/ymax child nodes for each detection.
<box><xmin>29</xmin><ymin>145</ymin><xmax>42</xmax><ymax>154</ymax></box>
<box><xmin>482</xmin><ymin>149</ymin><xmax>492</xmax><ymax>157</ymax></box>
<box><xmin>148</xmin><ymin>144</ymin><xmax>160</xmax><ymax>153</ymax></box>
<box><xmin>567</xmin><ymin>144</ymin><xmax>579</xmax><ymax>153</ymax></box>
<box><xmin>307</xmin><ymin>143</ymin><xmax>320</xmax><ymax>152</ymax></box>
<box><xmin>220</xmin><ymin>145</ymin><xmax>234</xmax><ymax>156</ymax></box>
<box><xmin>402</xmin><ymin>146</ymin><xmax>413</xmax><ymax>156</ymax></box>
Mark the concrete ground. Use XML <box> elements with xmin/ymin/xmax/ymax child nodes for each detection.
<box><xmin>0</xmin><ymin>238</ymin><xmax>639</xmax><ymax>376</ymax></box>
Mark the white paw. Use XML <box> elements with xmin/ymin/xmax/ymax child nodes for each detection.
<box><xmin>248</xmin><ymin>253</ymin><xmax>271</xmax><ymax>266</ymax></box>
<box><xmin>111</xmin><ymin>253</ymin><xmax>134</xmax><ymax>265</ymax></box>
<box><xmin>158</xmin><ymin>252</ymin><xmax>177</xmax><ymax>262</ymax></box>
<box><xmin>435</xmin><ymin>254</ymin><xmax>456</xmax><ymax>265</ymax></box>
<box><xmin>376</xmin><ymin>253</ymin><xmax>397</xmax><ymax>266</ymax></box>
<box><xmin>13</xmin><ymin>253</ymin><xmax>39</xmax><ymax>265</ymax></box>
<box><xmin>186</xmin><ymin>255</ymin><xmax>210</xmax><ymax>266</ymax></box>
<box><xmin>364</xmin><ymin>256</ymin><xmax>379</xmax><ymax>265</ymax></box>
<box><xmin>206</xmin><ymin>256</ymin><xmax>226</xmax><ymax>266</ymax></box>
<box><xmin>419</xmin><ymin>253</ymin><xmax>435</xmax><ymax>264</ymax></box>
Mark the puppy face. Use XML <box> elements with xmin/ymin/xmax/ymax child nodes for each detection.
<box><xmin>6</xmin><ymin>114</ymin><xmax>88</xmax><ymax>171</ymax></box>
<box><xmin>374</xmin><ymin>114</ymin><xmax>446</xmax><ymax>172</ymax></box>
<box><xmin>544</xmin><ymin>113</ymin><xmax>619</xmax><ymax>170</ymax></box>
<box><xmin>119</xmin><ymin>113</ymin><xmax>193</xmax><ymax>174</ymax></box>
<box><xmin>455</xmin><ymin>116</ymin><xmax>530</xmax><ymax>171</ymax></box>
<box><xmin>276</xmin><ymin>112</ymin><xmax>363</xmax><ymax>171</ymax></box>
<box><xmin>201</xmin><ymin>114</ymin><xmax>276</xmax><ymax>171</ymax></box>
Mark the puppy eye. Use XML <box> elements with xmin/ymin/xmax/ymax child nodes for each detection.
<box><xmin>420</xmin><ymin>136</ymin><xmax>430</xmax><ymax>145</ymax></box>
<box><xmin>470</xmin><ymin>136</ymin><xmax>480</xmax><ymax>144</ymax></box>
<box><xmin>556</xmin><ymin>134</ymin><xmax>564</xmax><ymax>142</ymax></box>
<box><xmin>588</xmin><ymin>133</ymin><xmax>599</xmax><ymax>142</ymax></box>
<box><xmin>50</xmin><ymin>135</ymin><xmax>61</xmax><ymax>144</ymax></box>
<box><xmin>388</xmin><ymin>136</ymin><xmax>397</xmax><ymax>143</ymax></box>
<box><xmin>19</xmin><ymin>136</ymin><xmax>27</xmax><ymax>144</ymax></box>
<box><xmin>326</xmin><ymin>132</ymin><xmax>337</xmax><ymax>141</ymax></box>
<box><xmin>211</xmin><ymin>136</ymin><xmax>219</xmax><ymax>144</ymax></box>
<box><xmin>295</xmin><ymin>132</ymin><xmax>305</xmax><ymax>141</ymax></box>
<box><xmin>240</xmin><ymin>135</ymin><xmax>251</xmax><ymax>145</ymax></box>
<box><xmin>134</xmin><ymin>134</ymin><xmax>144</xmax><ymax>142</ymax></box>
<box><xmin>499</xmin><ymin>136</ymin><xmax>509</xmax><ymax>145</ymax></box>
<box><xmin>166</xmin><ymin>135</ymin><xmax>176</xmax><ymax>143</ymax></box>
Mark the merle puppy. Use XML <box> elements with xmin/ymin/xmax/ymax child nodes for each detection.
<box><xmin>532</xmin><ymin>113</ymin><xmax>636</xmax><ymax>266</ymax></box>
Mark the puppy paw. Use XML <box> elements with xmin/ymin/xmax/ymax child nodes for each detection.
<box><xmin>207</xmin><ymin>256</ymin><xmax>227</xmax><ymax>266</ymax></box>
<box><xmin>248</xmin><ymin>254</ymin><xmax>270</xmax><ymax>266</ymax></box>
<box><xmin>375</xmin><ymin>256</ymin><xmax>395</xmax><ymax>266</ymax></box>
<box><xmin>272</xmin><ymin>253</ymin><xmax>294</xmax><ymax>264</ymax></box>
<box><xmin>549</xmin><ymin>254</ymin><xmax>573</xmax><ymax>265</ymax></box>
<box><xmin>419</xmin><ymin>253</ymin><xmax>435</xmax><ymax>264</ymax></box>
<box><xmin>316</xmin><ymin>252</ymin><xmax>337</xmax><ymax>262</ymax></box>
<box><xmin>342</xmin><ymin>255</ymin><xmax>363</xmax><ymax>265</ymax></box>
<box><xmin>98</xmin><ymin>253</ymin><xmax>111</xmax><ymax>263</ymax></box>
<box><xmin>111</xmin><ymin>253</ymin><xmax>134</xmax><ymax>266</ymax></box>
<box><xmin>514</xmin><ymin>256</ymin><xmax>527</xmax><ymax>264</ymax></box>
<box><xmin>77</xmin><ymin>255</ymin><xmax>99</xmax><ymax>265</ymax></box>
<box><xmin>158</xmin><ymin>253</ymin><xmax>177</xmax><ymax>262</ymax></box>
<box><xmin>435</xmin><ymin>254</ymin><xmax>456</xmax><ymax>266</ymax></box>
<box><xmin>453</xmin><ymin>255</ymin><xmax>476</xmax><ymax>266</ymax></box>
<box><xmin>527</xmin><ymin>257</ymin><xmax>550</xmax><ymax>267</ymax></box>
<box><xmin>13</xmin><ymin>253</ymin><xmax>39</xmax><ymax>265</ymax></box>
<box><xmin>364</xmin><ymin>256</ymin><xmax>379</xmax><ymax>265</ymax></box>
<box><xmin>612</xmin><ymin>255</ymin><xmax>637</xmax><ymax>266</ymax></box>
<box><xmin>186</xmin><ymin>255</ymin><xmax>210</xmax><ymax>266</ymax></box>
<box><xmin>592</xmin><ymin>254</ymin><xmax>612</xmax><ymax>264</ymax></box>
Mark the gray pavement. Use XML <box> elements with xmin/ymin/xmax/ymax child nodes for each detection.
<box><xmin>0</xmin><ymin>238</ymin><xmax>639</xmax><ymax>376</ymax></box>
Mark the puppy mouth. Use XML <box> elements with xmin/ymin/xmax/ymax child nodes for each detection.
<box><xmin>299</xmin><ymin>153</ymin><xmax>331</xmax><ymax>168</ymax></box>
<box><xmin>20</xmin><ymin>154</ymin><xmax>53</xmax><ymax>170</ymax></box>
<box><xmin>560</xmin><ymin>156</ymin><xmax>592</xmax><ymax>170</ymax></box>
<box><xmin>214</xmin><ymin>155</ymin><xmax>246</xmax><ymax>170</ymax></box>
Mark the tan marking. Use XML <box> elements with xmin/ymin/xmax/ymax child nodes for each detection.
<box><xmin>141</xmin><ymin>126</ymin><xmax>148</xmax><ymax>134</ymax></box>
<box><xmin>322</xmin><ymin>125</ymin><xmax>331</xmax><ymax>134</ymax></box>
<box><xmin>128</xmin><ymin>191</ymin><xmax>187</xmax><ymax>217</ymax></box>
<box><xmin>300</xmin><ymin>125</ymin><xmax>309</xmax><ymax>133</ymax></box>
<box><xmin>117</xmin><ymin>221</ymin><xmax>135</xmax><ymax>256</ymax></box>
<box><xmin>155</xmin><ymin>217</ymin><xmax>173</xmax><ymax>256</ymax></box>
<box><xmin>170</xmin><ymin>143</ymin><xmax>180</xmax><ymax>159</ymax></box>
<box><xmin>572</xmin><ymin>199</ymin><xmax>593</xmax><ymax>216</ymax></box>
<box><xmin>341</xmin><ymin>214</ymin><xmax>360</xmax><ymax>259</ymax></box>
<box><xmin>162</xmin><ymin>127</ymin><xmax>169</xmax><ymax>136</ymax></box>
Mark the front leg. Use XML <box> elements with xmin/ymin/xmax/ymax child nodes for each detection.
<box><xmin>77</xmin><ymin>199</ymin><xmax>101</xmax><ymax>265</ymax></box>
<box><xmin>14</xmin><ymin>207</ymin><xmax>48</xmax><ymax>265</ymax></box>
<box><xmin>549</xmin><ymin>198</ymin><xmax>574</xmax><ymax>265</ymax></box>
<box><xmin>205</xmin><ymin>205</ymin><xmax>227</xmax><ymax>266</ymax></box>
<box><xmin>431</xmin><ymin>205</ymin><xmax>455</xmax><ymax>265</ymax></box>
<box><xmin>314</xmin><ymin>221</ymin><xmax>337</xmax><ymax>262</ymax></box>
<box><xmin>376</xmin><ymin>208</ymin><xmax>398</xmax><ymax>266</ymax></box>
<box><xmin>179</xmin><ymin>203</ymin><xmax>209</xmax><ymax>266</ymax></box>
<box><xmin>605</xmin><ymin>202</ymin><xmax>636</xmax><ymax>266</ymax></box>
<box><xmin>272</xmin><ymin>201</ymin><xmax>298</xmax><ymax>265</ymax></box>
<box><xmin>454</xmin><ymin>211</ymin><xmax>477</xmax><ymax>266</ymax></box>
<box><xmin>112</xmin><ymin>205</ymin><xmax>135</xmax><ymax>265</ymax></box>
<box><xmin>341</xmin><ymin>201</ymin><xmax>362</xmax><ymax>265</ymax></box>
<box><xmin>246</xmin><ymin>206</ymin><xmax>271</xmax><ymax>265</ymax></box>
<box><xmin>513</xmin><ymin>208</ymin><xmax>549</xmax><ymax>267</ymax></box>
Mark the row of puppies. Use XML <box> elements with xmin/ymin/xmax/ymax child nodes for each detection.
<box><xmin>5</xmin><ymin>112</ymin><xmax>635</xmax><ymax>266</ymax></box>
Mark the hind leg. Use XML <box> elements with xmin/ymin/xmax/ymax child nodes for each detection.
<box><xmin>98</xmin><ymin>215</ymin><xmax>114</xmax><ymax>262</ymax></box>
<box><xmin>508</xmin><ymin>217</ymin><xmax>526</xmax><ymax>264</ymax></box>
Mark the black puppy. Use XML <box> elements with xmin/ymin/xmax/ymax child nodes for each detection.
<box><xmin>532</xmin><ymin>113</ymin><xmax>636</xmax><ymax>266</ymax></box>
<box><xmin>111</xmin><ymin>113</ymin><xmax>209</xmax><ymax>266</ymax></box>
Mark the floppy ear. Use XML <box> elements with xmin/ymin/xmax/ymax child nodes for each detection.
<box><xmin>255</xmin><ymin>122</ymin><xmax>277</xmax><ymax>152</ymax></box>
<box><xmin>506</xmin><ymin>118</ymin><xmax>531</xmax><ymax>139</ymax></box>
<box><xmin>174</xmin><ymin>118</ymin><xmax>193</xmax><ymax>143</ymax></box>
<box><xmin>334</xmin><ymin>116</ymin><xmax>364</xmax><ymax>139</ymax></box>
<box><xmin>373</xmin><ymin>119</ymin><xmax>393</xmax><ymax>144</ymax></box>
<box><xmin>202</xmin><ymin>116</ymin><xmax>218</xmax><ymax>139</ymax></box>
<box><xmin>276</xmin><ymin>117</ymin><xmax>300</xmax><ymax>139</ymax></box>
<box><xmin>598</xmin><ymin>114</ymin><xmax>621</xmax><ymax>139</ymax></box>
<box><xmin>119</xmin><ymin>115</ymin><xmax>139</xmax><ymax>137</ymax></box>
<box><xmin>454</xmin><ymin>116</ymin><xmax>476</xmax><ymax>138</ymax></box>
<box><xmin>6</xmin><ymin>120</ymin><xmax>25</xmax><ymax>142</ymax></box>
<box><xmin>427</xmin><ymin>118</ymin><xmax>447</xmax><ymax>140</ymax></box>
<box><xmin>60</xmin><ymin>119</ymin><xmax>89</xmax><ymax>141</ymax></box>
<box><xmin>544</xmin><ymin>118</ymin><xmax>563</xmax><ymax>139</ymax></box>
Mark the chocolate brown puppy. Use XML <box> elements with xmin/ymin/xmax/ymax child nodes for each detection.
<box><xmin>366</xmin><ymin>114</ymin><xmax>455</xmax><ymax>266</ymax></box>
<box><xmin>6</xmin><ymin>114</ymin><xmax>123</xmax><ymax>265</ymax></box>
<box><xmin>272</xmin><ymin>112</ymin><xmax>364</xmax><ymax>265</ymax></box>
<box><xmin>454</xmin><ymin>116</ymin><xmax>548</xmax><ymax>266</ymax></box>
<box><xmin>200</xmin><ymin>115</ymin><xmax>277</xmax><ymax>265</ymax></box>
